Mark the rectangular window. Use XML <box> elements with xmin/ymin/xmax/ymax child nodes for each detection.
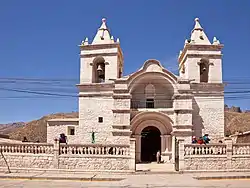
<box><xmin>68</xmin><ymin>127</ymin><xmax>75</xmax><ymax>135</ymax></box>
<box><xmin>98</xmin><ymin>117</ymin><xmax>103</xmax><ymax>123</ymax></box>
<box><xmin>146</xmin><ymin>98</ymin><xmax>154</xmax><ymax>108</ymax></box>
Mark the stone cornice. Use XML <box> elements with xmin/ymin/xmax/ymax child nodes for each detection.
<box><xmin>113</xmin><ymin>89</ymin><xmax>129</xmax><ymax>93</ymax></box>
<box><xmin>80</xmin><ymin>43</ymin><xmax>120</xmax><ymax>50</ymax></box>
<box><xmin>77</xmin><ymin>83</ymin><xmax>114</xmax><ymax>89</ymax></box>
<box><xmin>178</xmin><ymin>44</ymin><xmax>224</xmax><ymax>63</ymax></box>
<box><xmin>174</xmin><ymin>109</ymin><xmax>193</xmax><ymax>114</ymax></box>
<box><xmin>173</xmin><ymin>94</ymin><xmax>193</xmax><ymax>100</ymax></box>
<box><xmin>80</xmin><ymin>52</ymin><xmax>118</xmax><ymax>58</ymax></box>
<box><xmin>79</xmin><ymin>93</ymin><xmax>113</xmax><ymax>97</ymax></box>
<box><xmin>112</xmin><ymin>109</ymin><xmax>131</xmax><ymax>113</ymax></box>
<box><xmin>113</xmin><ymin>95</ymin><xmax>131</xmax><ymax>99</ymax></box>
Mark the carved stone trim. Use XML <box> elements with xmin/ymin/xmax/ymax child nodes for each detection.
<box><xmin>173</xmin><ymin>94</ymin><xmax>193</xmax><ymax>100</ymax></box>
<box><xmin>80</xmin><ymin>53</ymin><xmax>118</xmax><ymax>58</ymax></box>
<box><xmin>113</xmin><ymin>89</ymin><xmax>129</xmax><ymax>93</ymax></box>
<box><xmin>172</xmin><ymin>125</ymin><xmax>193</xmax><ymax>129</ymax></box>
<box><xmin>80</xmin><ymin>43</ymin><xmax>120</xmax><ymax>50</ymax></box>
<box><xmin>112</xmin><ymin>124</ymin><xmax>131</xmax><ymax>129</ymax></box>
<box><xmin>174</xmin><ymin>109</ymin><xmax>193</xmax><ymax>114</ymax></box>
<box><xmin>112</xmin><ymin>109</ymin><xmax>131</xmax><ymax>113</ymax></box>
<box><xmin>113</xmin><ymin>95</ymin><xmax>131</xmax><ymax>99</ymax></box>
<box><xmin>79</xmin><ymin>93</ymin><xmax>113</xmax><ymax>97</ymax></box>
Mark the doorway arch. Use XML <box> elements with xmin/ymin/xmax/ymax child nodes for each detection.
<box><xmin>141</xmin><ymin>126</ymin><xmax>161</xmax><ymax>162</ymax></box>
<box><xmin>131</xmin><ymin>112</ymin><xmax>173</xmax><ymax>163</ymax></box>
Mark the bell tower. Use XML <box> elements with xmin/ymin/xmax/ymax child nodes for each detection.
<box><xmin>79</xmin><ymin>18</ymin><xmax>124</xmax><ymax>84</ymax></box>
<box><xmin>178</xmin><ymin>18</ymin><xmax>224</xmax><ymax>83</ymax></box>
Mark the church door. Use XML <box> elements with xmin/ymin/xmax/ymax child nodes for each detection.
<box><xmin>141</xmin><ymin>126</ymin><xmax>161</xmax><ymax>162</ymax></box>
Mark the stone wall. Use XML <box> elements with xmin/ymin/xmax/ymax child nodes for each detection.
<box><xmin>59</xmin><ymin>156</ymin><xmax>130</xmax><ymax>170</ymax></box>
<box><xmin>0</xmin><ymin>140</ymin><xmax>136</xmax><ymax>172</ymax></box>
<box><xmin>0</xmin><ymin>154</ymin><xmax>54</xmax><ymax>169</ymax></box>
<box><xmin>192</xmin><ymin>95</ymin><xmax>224</xmax><ymax>141</ymax></box>
<box><xmin>181</xmin><ymin>139</ymin><xmax>250</xmax><ymax>171</ymax></box>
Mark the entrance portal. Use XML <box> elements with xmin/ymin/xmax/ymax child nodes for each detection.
<box><xmin>141</xmin><ymin>126</ymin><xmax>161</xmax><ymax>162</ymax></box>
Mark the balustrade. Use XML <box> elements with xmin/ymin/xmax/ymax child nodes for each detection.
<box><xmin>233</xmin><ymin>144</ymin><xmax>250</xmax><ymax>155</ymax></box>
<box><xmin>0</xmin><ymin>143</ymin><xmax>54</xmax><ymax>154</ymax></box>
<box><xmin>184</xmin><ymin>144</ymin><xmax>227</xmax><ymax>156</ymax></box>
<box><xmin>59</xmin><ymin>144</ymin><xmax>130</xmax><ymax>156</ymax></box>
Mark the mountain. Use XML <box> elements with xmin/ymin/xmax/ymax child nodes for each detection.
<box><xmin>6</xmin><ymin>112</ymin><xmax>78</xmax><ymax>143</ymax></box>
<box><xmin>1</xmin><ymin>110</ymin><xmax>250</xmax><ymax>143</ymax></box>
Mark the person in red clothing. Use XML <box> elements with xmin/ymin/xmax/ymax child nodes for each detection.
<box><xmin>197</xmin><ymin>137</ymin><xmax>204</xmax><ymax>144</ymax></box>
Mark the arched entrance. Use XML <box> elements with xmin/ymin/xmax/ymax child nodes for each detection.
<box><xmin>131</xmin><ymin>112</ymin><xmax>173</xmax><ymax>163</ymax></box>
<box><xmin>141</xmin><ymin>126</ymin><xmax>161</xmax><ymax>162</ymax></box>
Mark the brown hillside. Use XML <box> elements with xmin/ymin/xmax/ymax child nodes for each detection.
<box><xmin>5</xmin><ymin>111</ymin><xmax>250</xmax><ymax>143</ymax></box>
<box><xmin>8</xmin><ymin>112</ymin><xmax>78</xmax><ymax>143</ymax></box>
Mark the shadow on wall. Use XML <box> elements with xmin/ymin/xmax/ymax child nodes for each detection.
<box><xmin>192</xmin><ymin>98</ymin><xmax>204</xmax><ymax>137</ymax></box>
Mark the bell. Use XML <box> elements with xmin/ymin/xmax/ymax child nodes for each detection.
<box><xmin>97</xmin><ymin>65</ymin><xmax>103</xmax><ymax>72</ymax></box>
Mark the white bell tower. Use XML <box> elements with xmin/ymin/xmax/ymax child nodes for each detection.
<box><xmin>178</xmin><ymin>18</ymin><xmax>223</xmax><ymax>83</ymax></box>
<box><xmin>79</xmin><ymin>18</ymin><xmax>124</xmax><ymax>84</ymax></box>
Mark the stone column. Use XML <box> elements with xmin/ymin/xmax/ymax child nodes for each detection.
<box><xmin>160</xmin><ymin>135</ymin><xmax>166</xmax><ymax>153</ymax></box>
<box><xmin>225</xmin><ymin>138</ymin><xmax>233</xmax><ymax>170</ymax></box>
<box><xmin>53</xmin><ymin>139</ymin><xmax>59</xmax><ymax>169</ymax></box>
<box><xmin>178</xmin><ymin>139</ymin><xmax>185</xmax><ymax>171</ymax></box>
<box><xmin>171</xmin><ymin>135</ymin><xmax>176</xmax><ymax>163</ymax></box>
<box><xmin>134</xmin><ymin>135</ymin><xmax>141</xmax><ymax>163</ymax></box>
<box><xmin>129</xmin><ymin>138</ymin><xmax>136</xmax><ymax>171</ymax></box>
<box><xmin>166</xmin><ymin>135</ymin><xmax>171</xmax><ymax>152</ymax></box>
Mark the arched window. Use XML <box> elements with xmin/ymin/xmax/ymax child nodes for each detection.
<box><xmin>198</xmin><ymin>58</ymin><xmax>209</xmax><ymax>83</ymax></box>
<box><xmin>92</xmin><ymin>56</ymin><xmax>105</xmax><ymax>83</ymax></box>
<box><xmin>145</xmin><ymin>84</ymin><xmax>155</xmax><ymax>108</ymax></box>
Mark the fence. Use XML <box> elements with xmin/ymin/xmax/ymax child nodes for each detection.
<box><xmin>0</xmin><ymin>139</ymin><xmax>136</xmax><ymax>172</ymax></box>
<box><xmin>178</xmin><ymin>138</ymin><xmax>250</xmax><ymax>171</ymax></box>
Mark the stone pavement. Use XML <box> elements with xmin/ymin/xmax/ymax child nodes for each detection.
<box><xmin>1</xmin><ymin>171</ymin><xmax>250</xmax><ymax>187</ymax></box>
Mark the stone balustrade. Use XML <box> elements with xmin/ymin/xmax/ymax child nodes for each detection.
<box><xmin>60</xmin><ymin>144</ymin><xmax>130</xmax><ymax>156</ymax></box>
<box><xmin>233</xmin><ymin>143</ymin><xmax>250</xmax><ymax>155</ymax></box>
<box><xmin>180</xmin><ymin>139</ymin><xmax>250</xmax><ymax>171</ymax></box>
<box><xmin>0</xmin><ymin>139</ymin><xmax>136</xmax><ymax>172</ymax></box>
<box><xmin>0</xmin><ymin>143</ymin><xmax>54</xmax><ymax>154</ymax></box>
<box><xmin>184</xmin><ymin>144</ymin><xmax>226</xmax><ymax>156</ymax></box>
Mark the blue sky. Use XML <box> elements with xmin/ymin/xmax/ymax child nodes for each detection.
<box><xmin>0</xmin><ymin>0</ymin><xmax>250</xmax><ymax>123</ymax></box>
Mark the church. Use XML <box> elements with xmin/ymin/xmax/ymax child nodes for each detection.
<box><xmin>47</xmin><ymin>18</ymin><xmax>225</xmax><ymax>163</ymax></box>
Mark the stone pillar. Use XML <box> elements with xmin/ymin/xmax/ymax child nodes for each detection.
<box><xmin>171</xmin><ymin>135</ymin><xmax>176</xmax><ymax>163</ymax></box>
<box><xmin>160</xmin><ymin>135</ymin><xmax>166</xmax><ymax>153</ymax></box>
<box><xmin>134</xmin><ymin>135</ymin><xmax>141</xmax><ymax>163</ymax></box>
<box><xmin>225</xmin><ymin>138</ymin><xmax>233</xmax><ymax>170</ymax></box>
<box><xmin>53</xmin><ymin>139</ymin><xmax>59</xmax><ymax>169</ymax></box>
<box><xmin>129</xmin><ymin>138</ymin><xmax>136</xmax><ymax>171</ymax></box>
<box><xmin>166</xmin><ymin>135</ymin><xmax>171</xmax><ymax>152</ymax></box>
<box><xmin>178</xmin><ymin>139</ymin><xmax>185</xmax><ymax>171</ymax></box>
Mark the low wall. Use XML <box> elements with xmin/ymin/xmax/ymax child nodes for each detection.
<box><xmin>180</xmin><ymin>139</ymin><xmax>250</xmax><ymax>171</ymax></box>
<box><xmin>0</xmin><ymin>139</ymin><xmax>136</xmax><ymax>172</ymax></box>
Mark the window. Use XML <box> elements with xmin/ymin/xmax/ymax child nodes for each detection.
<box><xmin>98</xmin><ymin>117</ymin><xmax>103</xmax><ymax>123</ymax></box>
<box><xmin>68</xmin><ymin>127</ymin><xmax>75</xmax><ymax>135</ymax></box>
<box><xmin>146</xmin><ymin>98</ymin><xmax>154</xmax><ymax>108</ymax></box>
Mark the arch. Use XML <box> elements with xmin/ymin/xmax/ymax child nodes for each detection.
<box><xmin>127</xmin><ymin>59</ymin><xmax>177</xmax><ymax>89</ymax></box>
<box><xmin>131</xmin><ymin>111</ymin><xmax>173</xmax><ymax>135</ymax></box>
<box><xmin>198</xmin><ymin>58</ymin><xmax>209</xmax><ymax>83</ymax></box>
<box><xmin>92</xmin><ymin>56</ymin><xmax>106</xmax><ymax>83</ymax></box>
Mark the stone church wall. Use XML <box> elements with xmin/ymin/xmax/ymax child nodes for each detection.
<box><xmin>192</xmin><ymin>96</ymin><xmax>224</xmax><ymax>141</ymax></box>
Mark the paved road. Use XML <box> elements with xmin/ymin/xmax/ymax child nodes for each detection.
<box><xmin>1</xmin><ymin>174</ymin><xmax>250</xmax><ymax>188</ymax></box>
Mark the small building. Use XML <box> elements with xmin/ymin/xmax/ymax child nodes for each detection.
<box><xmin>47</xmin><ymin>18</ymin><xmax>225</xmax><ymax>163</ymax></box>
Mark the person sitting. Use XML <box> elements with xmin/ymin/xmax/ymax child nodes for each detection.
<box><xmin>192</xmin><ymin>136</ymin><xmax>197</xmax><ymax>144</ymax></box>
<box><xmin>59</xmin><ymin>133</ymin><xmax>67</xmax><ymax>144</ymax></box>
<box><xmin>203</xmin><ymin>134</ymin><xmax>210</xmax><ymax>144</ymax></box>
<box><xmin>197</xmin><ymin>137</ymin><xmax>204</xmax><ymax>144</ymax></box>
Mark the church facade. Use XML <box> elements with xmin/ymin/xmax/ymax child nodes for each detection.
<box><xmin>47</xmin><ymin>18</ymin><xmax>225</xmax><ymax>163</ymax></box>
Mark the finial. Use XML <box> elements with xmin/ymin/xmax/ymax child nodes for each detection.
<box><xmin>195</xmin><ymin>18</ymin><xmax>199</xmax><ymax>22</ymax></box>
<box><xmin>102</xmin><ymin>18</ymin><xmax>106</xmax><ymax>23</ymax></box>
<box><xmin>213</xmin><ymin>36</ymin><xmax>220</xmax><ymax>45</ymax></box>
<box><xmin>116</xmin><ymin>38</ymin><xmax>120</xmax><ymax>43</ymax></box>
<box><xmin>84</xmin><ymin>37</ymin><xmax>89</xmax><ymax>45</ymax></box>
<box><xmin>111</xmin><ymin>36</ymin><xmax>114</xmax><ymax>40</ymax></box>
<box><xmin>185</xmin><ymin>39</ymin><xmax>188</xmax><ymax>44</ymax></box>
<box><xmin>179</xmin><ymin>50</ymin><xmax>182</xmax><ymax>56</ymax></box>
